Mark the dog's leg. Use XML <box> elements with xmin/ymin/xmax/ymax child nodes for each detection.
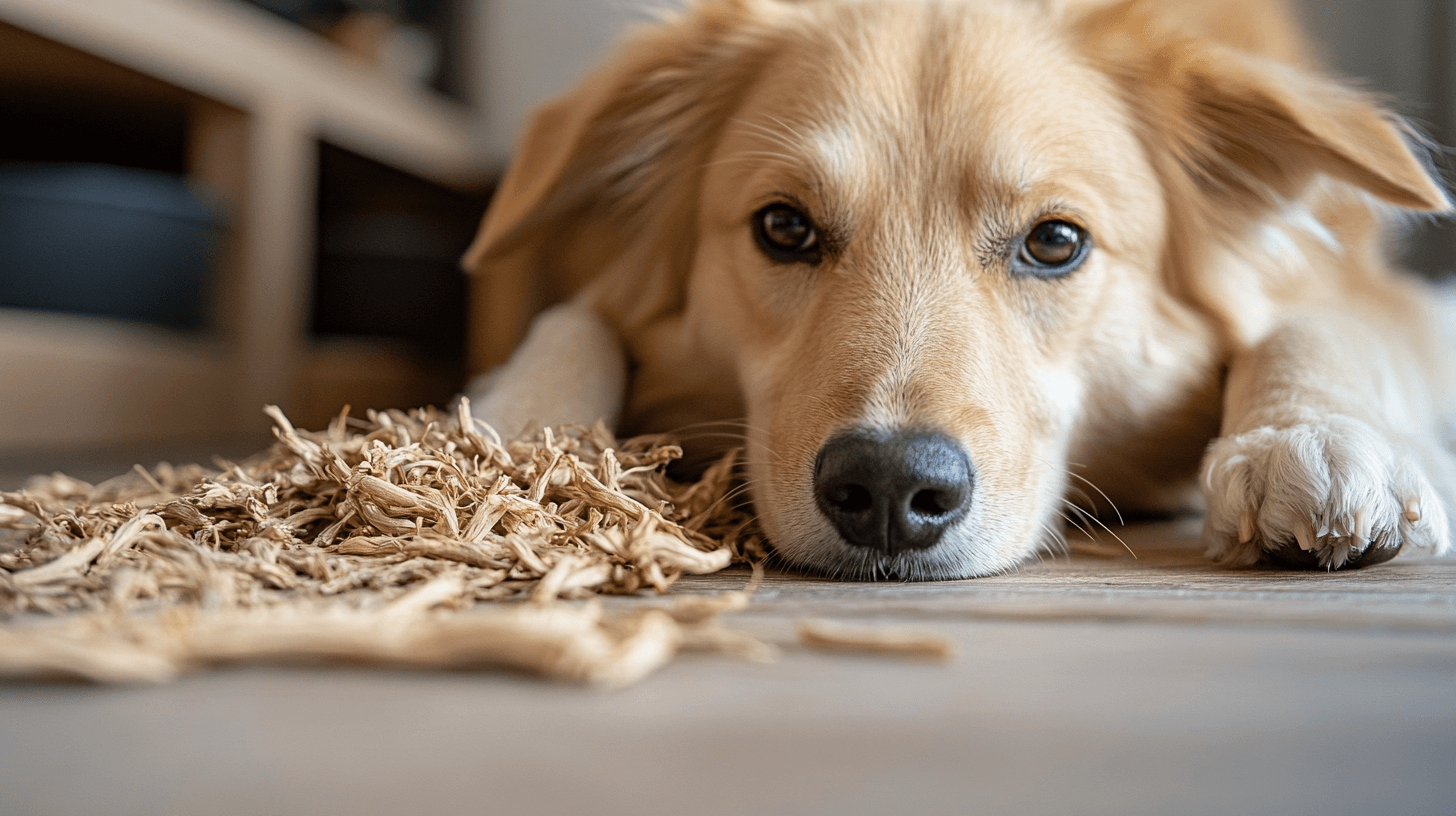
<box><xmin>463</xmin><ymin>300</ymin><xmax>628</xmax><ymax>441</ymax></box>
<box><xmin>1201</xmin><ymin>314</ymin><xmax>1456</xmax><ymax>568</ymax></box>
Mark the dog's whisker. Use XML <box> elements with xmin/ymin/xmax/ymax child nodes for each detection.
<box><xmin>667</xmin><ymin>428</ymin><xmax>763</xmax><ymax>446</ymax></box>
<box><xmin>1064</xmin><ymin>486</ymin><xmax>1094</xmax><ymax>511</ymax></box>
<box><xmin>661</xmin><ymin>418</ymin><xmax>783</xmax><ymax>467</ymax></box>
<box><xmin>694</xmin><ymin>482</ymin><xmax>759</xmax><ymax>520</ymax></box>
<box><xmin>669</xmin><ymin>436</ymin><xmax>778</xmax><ymax>464</ymax></box>
<box><xmin>726</xmin><ymin>120</ymin><xmax>810</xmax><ymax>161</ymax></box>
<box><xmin>701</xmin><ymin>150</ymin><xmax>806</xmax><ymax>172</ymax></box>
<box><xmin>1065</xmin><ymin>500</ymin><xmax>1137</xmax><ymax>559</ymax></box>
<box><xmin>1065</xmin><ymin>471</ymin><xmax>1126</xmax><ymax>527</ymax></box>
<box><xmin>1029</xmin><ymin>454</ymin><xmax>1127</xmax><ymax>547</ymax></box>
<box><xmin>1059</xmin><ymin>505</ymin><xmax>1097</xmax><ymax>541</ymax></box>
<box><xmin>736</xmin><ymin>114</ymin><xmax>812</xmax><ymax>151</ymax></box>
<box><xmin>664</xmin><ymin>418</ymin><xmax>753</xmax><ymax>432</ymax></box>
<box><xmin>1036</xmin><ymin>518</ymin><xmax>1069</xmax><ymax>556</ymax></box>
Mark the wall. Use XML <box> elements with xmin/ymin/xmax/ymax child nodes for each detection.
<box><xmin>1296</xmin><ymin>0</ymin><xmax>1454</xmax><ymax>276</ymax></box>
<box><xmin>473</xmin><ymin>0</ymin><xmax>647</xmax><ymax>160</ymax></box>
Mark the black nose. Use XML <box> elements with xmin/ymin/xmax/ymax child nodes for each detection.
<box><xmin>813</xmin><ymin>429</ymin><xmax>974</xmax><ymax>553</ymax></box>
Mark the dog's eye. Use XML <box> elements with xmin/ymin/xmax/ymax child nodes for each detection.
<box><xmin>1016</xmin><ymin>220</ymin><xmax>1090</xmax><ymax>276</ymax></box>
<box><xmin>753</xmin><ymin>203</ymin><xmax>822</xmax><ymax>264</ymax></box>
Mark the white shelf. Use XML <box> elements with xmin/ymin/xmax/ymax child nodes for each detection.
<box><xmin>0</xmin><ymin>310</ymin><xmax>462</xmax><ymax>452</ymax></box>
<box><xmin>0</xmin><ymin>0</ymin><xmax>492</xmax><ymax>453</ymax></box>
<box><xmin>0</xmin><ymin>309</ymin><xmax>235</xmax><ymax>451</ymax></box>
<box><xmin>0</xmin><ymin>0</ymin><xmax>489</xmax><ymax>187</ymax></box>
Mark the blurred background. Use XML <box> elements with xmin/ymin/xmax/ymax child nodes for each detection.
<box><xmin>0</xmin><ymin>0</ymin><xmax>1453</xmax><ymax>474</ymax></box>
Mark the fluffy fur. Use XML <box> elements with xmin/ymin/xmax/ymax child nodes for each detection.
<box><xmin>464</xmin><ymin>0</ymin><xmax>1456</xmax><ymax>579</ymax></box>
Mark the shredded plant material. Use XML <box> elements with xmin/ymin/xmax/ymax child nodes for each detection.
<box><xmin>0</xmin><ymin>401</ymin><xmax>768</xmax><ymax>686</ymax></box>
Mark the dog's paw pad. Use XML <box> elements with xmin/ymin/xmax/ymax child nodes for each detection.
<box><xmin>1200</xmin><ymin>415</ymin><xmax>1451</xmax><ymax>570</ymax></box>
<box><xmin>1263</xmin><ymin>538</ymin><xmax>1403</xmax><ymax>570</ymax></box>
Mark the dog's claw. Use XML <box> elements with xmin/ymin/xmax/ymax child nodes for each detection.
<box><xmin>1237</xmin><ymin>507</ymin><xmax>1256</xmax><ymax>544</ymax></box>
<box><xmin>1404</xmin><ymin>497</ymin><xmax>1422</xmax><ymax>524</ymax></box>
<box><xmin>1294</xmin><ymin>521</ymin><xmax>1317</xmax><ymax>552</ymax></box>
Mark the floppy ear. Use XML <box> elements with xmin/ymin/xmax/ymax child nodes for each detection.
<box><xmin>461</xmin><ymin>0</ymin><xmax>783</xmax><ymax>374</ymax></box>
<box><xmin>1083</xmin><ymin>1</ymin><xmax>1449</xmax><ymax>234</ymax></box>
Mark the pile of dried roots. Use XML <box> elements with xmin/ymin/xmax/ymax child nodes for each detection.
<box><xmin>0</xmin><ymin>401</ymin><xmax>772</xmax><ymax>687</ymax></box>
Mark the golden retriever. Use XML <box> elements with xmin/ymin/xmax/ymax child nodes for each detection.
<box><xmin>462</xmin><ymin>0</ymin><xmax>1456</xmax><ymax>579</ymax></box>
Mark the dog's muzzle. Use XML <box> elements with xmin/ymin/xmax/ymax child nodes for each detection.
<box><xmin>812</xmin><ymin>429</ymin><xmax>974</xmax><ymax>554</ymax></box>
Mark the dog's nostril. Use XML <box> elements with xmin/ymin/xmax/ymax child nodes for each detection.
<box><xmin>813</xmin><ymin>429</ymin><xmax>974</xmax><ymax>554</ymax></box>
<box><xmin>828</xmin><ymin>483</ymin><xmax>874</xmax><ymax>513</ymax></box>
<box><xmin>910</xmin><ymin>488</ymin><xmax>956</xmax><ymax>516</ymax></box>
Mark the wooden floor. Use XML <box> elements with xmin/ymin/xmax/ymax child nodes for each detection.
<box><xmin>2</xmin><ymin>459</ymin><xmax>1455</xmax><ymax>815</ymax></box>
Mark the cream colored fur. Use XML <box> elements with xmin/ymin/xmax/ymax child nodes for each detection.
<box><xmin>466</xmin><ymin>302</ymin><xmax>627</xmax><ymax>442</ymax></box>
<box><xmin>465</xmin><ymin>0</ymin><xmax>1456</xmax><ymax>578</ymax></box>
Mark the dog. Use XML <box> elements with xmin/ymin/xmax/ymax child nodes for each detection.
<box><xmin>461</xmin><ymin>0</ymin><xmax>1456</xmax><ymax>580</ymax></box>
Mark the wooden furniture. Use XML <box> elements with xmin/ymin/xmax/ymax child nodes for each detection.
<box><xmin>0</xmin><ymin>0</ymin><xmax>495</xmax><ymax>453</ymax></box>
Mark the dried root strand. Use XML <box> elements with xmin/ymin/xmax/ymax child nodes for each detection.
<box><xmin>797</xmin><ymin>619</ymin><xmax>956</xmax><ymax>662</ymax></box>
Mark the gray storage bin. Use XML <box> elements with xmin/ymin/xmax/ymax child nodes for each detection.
<box><xmin>0</xmin><ymin>164</ymin><xmax>224</xmax><ymax>329</ymax></box>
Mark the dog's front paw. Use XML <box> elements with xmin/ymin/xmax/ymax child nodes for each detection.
<box><xmin>1201</xmin><ymin>414</ymin><xmax>1451</xmax><ymax>569</ymax></box>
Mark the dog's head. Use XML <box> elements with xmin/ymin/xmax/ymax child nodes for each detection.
<box><xmin>466</xmin><ymin>0</ymin><xmax>1448</xmax><ymax>578</ymax></box>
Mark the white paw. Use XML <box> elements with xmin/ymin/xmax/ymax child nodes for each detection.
<box><xmin>1201</xmin><ymin>414</ymin><xmax>1452</xmax><ymax>569</ymax></box>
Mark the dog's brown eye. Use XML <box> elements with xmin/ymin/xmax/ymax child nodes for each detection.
<box><xmin>753</xmin><ymin>203</ymin><xmax>822</xmax><ymax>264</ymax></box>
<box><xmin>1017</xmin><ymin>220</ymin><xmax>1090</xmax><ymax>276</ymax></box>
